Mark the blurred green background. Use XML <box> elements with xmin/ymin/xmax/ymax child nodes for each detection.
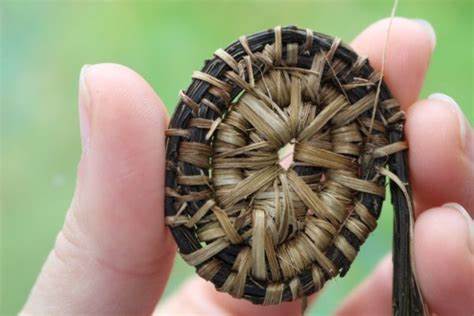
<box><xmin>1</xmin><ymin>1</ymin><xmax>472</xmax><ymax>315</ymax></box>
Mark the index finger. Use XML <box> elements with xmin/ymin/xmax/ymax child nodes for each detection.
<box><xmin>351</xmin><ymin>17</ymin><xmax>435</xmax><ymax>109</ymax></box>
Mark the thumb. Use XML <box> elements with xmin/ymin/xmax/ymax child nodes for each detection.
<box><xmin>22</xmin><ymin>64</ymin><xmax>175</xmax><ymax>315</ymax></box>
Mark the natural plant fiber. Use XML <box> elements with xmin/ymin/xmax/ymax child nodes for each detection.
<box><xmin>165</xmin><ymin>26</ymin><xmax>424</xmax><ymax>313</ymax></box>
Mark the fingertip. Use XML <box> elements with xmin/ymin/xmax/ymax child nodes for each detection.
<box><xmin>352</xmin><ymin>17</ymin><xmax>435</xmax><ymax>57</ymax></box>
<box><xmin>83</xmin><ymin>63</ymin><xmax>168</xmax><ymax>127</ymax></box>
<box><xmin>78</xmin><ymin>63</ymin><xmax>168</xmax><ymax>162</ymax></box>
<box><xmin>414</xmin><ymin>205</ymin><xmax>474</xmax><ymax>316</ymax></box>
<box><xmin>406</xmin><ymin>98</ymin><xmax>474</xmax><ymax>212</ymax></box>
<box><xmin>351</xmin><ymin>17</ymin><xmax>434</xmax><ymax>108</ymax></box>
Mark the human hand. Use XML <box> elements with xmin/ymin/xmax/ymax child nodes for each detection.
<box><xmin>22</xmin><ymin>18</ymin><xmax>473</xmax><ymax>316</ymax></box>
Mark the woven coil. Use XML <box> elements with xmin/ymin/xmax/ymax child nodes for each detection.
<box><xmin>165</xmin><ymin>26</ymin><xmax>407</xmax><ymax>305</ymax></box>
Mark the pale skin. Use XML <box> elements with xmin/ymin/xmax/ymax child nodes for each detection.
<box><xmin>22</xmin><ymin>18</ymin><xmax>473</xmax><ymax>316</ymax></box>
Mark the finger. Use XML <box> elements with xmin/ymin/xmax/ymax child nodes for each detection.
<box><xmin>406</xmin><ymin>94</ymin><xmax>474</xmax><ymax>214</ymax></box>
<box><xmin>414</xmin><ymin>204</ymin><xmax>474</xmax><ymax>316</ymax></box>
<box><xmin>22</xmin><ymin>63</ymin><xmax>175</xmax><ymax>315</ymax></box>
<box><xmin>351</xmin><ymin>18</ymin><xmax>474</xmax><ymax>212</ymax></box>
<box><xmin>351</xmin><ymin>17</ymin><xmax>435</xmax><ymax>109</ymax></box>
<box><xmin>156</xmin><ymin>277</ymin><xmax>315</xmax><ymax>316</ymax></box>
<box><xmin>335</xmin><ymin>204</ymin><xmax>474</xmax><ymax>316</ymax></box>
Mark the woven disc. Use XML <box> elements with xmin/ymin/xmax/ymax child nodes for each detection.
<box><xmin>165</xmin><ymin>26</ymin><xmax>405</xmax><ymax>305</ymax></box>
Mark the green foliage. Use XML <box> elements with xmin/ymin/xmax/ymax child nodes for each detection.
<box><xmin>1</xmin><ymin>1</ymin><xmax>472</xmax><ymax>315</ymax></box>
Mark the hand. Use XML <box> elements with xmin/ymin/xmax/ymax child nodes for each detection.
<box><xmin>22</xmin><ymin>18</ymin><xmax>473</xmax><ymax>316</ymax></box>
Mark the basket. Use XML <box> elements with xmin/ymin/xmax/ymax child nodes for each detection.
<box><xmin>164</xmin><ymin>25</ymin><xmax>424</xmax><ymax>313</ymax></box>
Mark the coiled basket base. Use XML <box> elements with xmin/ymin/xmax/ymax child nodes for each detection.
<box><xmin>165</xmin><ymin>26</ymin><xmax>406</xmax><ymax>305</ymax></box>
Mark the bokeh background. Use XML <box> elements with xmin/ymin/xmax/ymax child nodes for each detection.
<box><xmin>1</xmin><ymin>1</ymin><xmax>472</xmax><ymax>315</ymax></box>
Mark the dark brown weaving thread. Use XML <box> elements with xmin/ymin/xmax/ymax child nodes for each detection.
<box><xmin>165</xmin><ymin>26</ymin><xmax>417</xmax><ymax>309</ymax></box>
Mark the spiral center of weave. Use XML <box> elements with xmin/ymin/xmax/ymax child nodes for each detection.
<box><xmin>211</xmin><ymin>54</ymin><xmax>386</xmax><ymax>282</ymax></box>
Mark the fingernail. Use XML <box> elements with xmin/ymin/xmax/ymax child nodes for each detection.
<box><xmin>413</xmin><ymin>19</ymin><xmax>436</xmax><ymax>50</ymax></box>
<box><xmin>79</xmin><ymin>65</ymin><xmax>91</xmax><ymax>153</ymax></box>
<box><xmin>442</xmin><ymin>203</ymin><xmax>473</xmax><ymax>254</ymax></box>
<box><xmin>428</xmin><ymin>93</ymin><xmax>474</xmax><ymax>161</ymax></box>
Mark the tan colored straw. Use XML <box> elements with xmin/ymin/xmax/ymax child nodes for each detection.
<box><xmin>164</xmin><ymin>26</ymin><xmax>425</xmax><ymax>314</ymax></box>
